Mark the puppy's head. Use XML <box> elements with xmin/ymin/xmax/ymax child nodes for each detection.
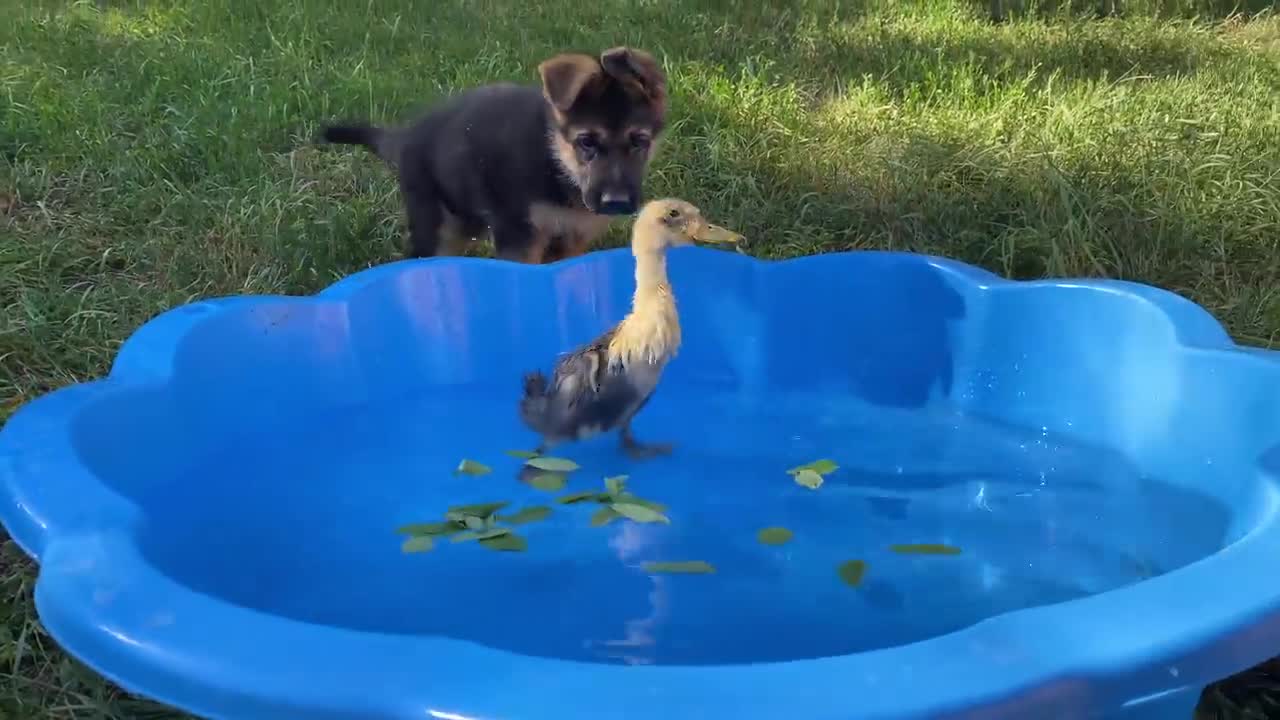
<box><xmin>538</xmin><ymin>47</ymin><xmax>667</xmax><ymax>216</ymax></box>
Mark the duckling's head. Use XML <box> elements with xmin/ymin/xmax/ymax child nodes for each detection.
<box><xmin>630</xmin><ymin>198</ymin><xmax>743</xmax><ymax>255</ymax></box>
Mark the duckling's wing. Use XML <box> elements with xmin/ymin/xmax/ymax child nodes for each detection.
<box><xmin>550</xmin><ymin>329</ymin><xmax>616</xmax><ymax>410</ymax></box>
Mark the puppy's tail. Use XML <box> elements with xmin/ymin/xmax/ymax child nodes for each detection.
<box><xmin>319</xmin><ymin>123</ymin><xmax>400</xmax><ymax>164</ymax></box>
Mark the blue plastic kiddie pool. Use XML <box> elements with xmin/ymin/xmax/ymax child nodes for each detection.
<box><xmin>2</xmin><ymin>248</ymin><xmax>1279</xmax><ymax>720</ymax></box>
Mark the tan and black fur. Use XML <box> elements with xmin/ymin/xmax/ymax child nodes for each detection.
<box><xmin>320</xmin><ymin>47</ymin><xmax>667</xmax><ymax>264</ymax></box>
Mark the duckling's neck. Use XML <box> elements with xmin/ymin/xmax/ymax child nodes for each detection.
<box><xmin>608</xmin><ymin>248</ymin><xmax>681</xmax><ymax>368</ymax></box>
<box><xmin>634</xmin><ymin>247</ymin><xmax>670</xmax><ymax>295</ymax></box>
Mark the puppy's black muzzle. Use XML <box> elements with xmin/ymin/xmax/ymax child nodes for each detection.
<box><xmin>597</xmin><ymin>191</ymin><xmax>637</xmax><ymax>215</ymax></box>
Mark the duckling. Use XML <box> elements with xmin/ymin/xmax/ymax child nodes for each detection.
<box><xmin>519</xmin><ymin>198</ymin><xmax>742</xmax><ymax>459</ymax></box>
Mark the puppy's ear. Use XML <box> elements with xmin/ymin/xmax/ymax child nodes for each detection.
<box><xmin>538</xmin><ymin>53</ymin><xmax>603</xmax><ymax>113</ymax></box>
<box><xmin>600</xmin><ymin>47</ymin><xmax>667</xmax><ymax>110</ymax></box>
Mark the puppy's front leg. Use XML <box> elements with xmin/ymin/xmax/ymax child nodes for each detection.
<box><xmin>560</xmin><ymin>213</ymin><xmax>613</xmax><ymax>261</ymax></box>
<box><xmin>400</xmin><ymin>169</ymin><xmax>447</xmax><ymax>259</ymax></box>
<box><xmin>541</xmin><ymin>233</ymin><xmax>571</xmax><ymax>263</ymax></box>
<box><xmin>493</xmin><ymin>216</ymin><xmax>551</xmax><ymax>264</ymax></box>
<box><xmin>403</xmin><ymin>191</ymin><xmax>446</xmax><ymax>259</ymax></box>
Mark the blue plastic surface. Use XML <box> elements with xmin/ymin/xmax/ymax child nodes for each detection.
<box><xmin>3</xmin><ymin>248</ymin><xmax>1280</xmax><ymax>720</ymax></box>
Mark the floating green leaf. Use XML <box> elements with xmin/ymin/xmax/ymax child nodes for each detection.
<box><xmin>445</xmin><ymin>502</ymin><xmax>510</xmax><ymax>521</ymax></box>
<box><xmin>526</xmin><ymin>456</ymin><xmax>581</xmax><ymax>472</ymax></box>
<box><xmin>611</xmin><ymin>502</ymin><xmax>670</xmax><ymax>524</ymax></box>
<box><xmin>504</xmin><ymin>449</ymin><xmax>542</xmax><ymax>459</ymax></box>
<box><xmin>641</xmin><ymin>561</ymin><xmax>716</xmax><ymax>574</ymax></box>
<box><xmin>890</xmin><ymin>544</ymin><xmax>962</xmax><ymax>556</ymax></box>
<box><xmin>454</xmin><ymin>458</ymin><xmax>493</xmax><ymax>476</ymax></box>
<box><xmin>604</xmin><ymin>475</ymin><xmax>628</xmax><ymax>495</ymax></box>
<box><xmin>794</xmin><ymin>469</ymin><xmax>824</xmax><ymax>489</ymax></box>
<box><xmin>591</xmin><ymin>507</ymin><xmax>621</xmax><ymax>527</ymax></box>
<box><xmin>463</xmin><ymin>515</ymin><xmax>487</xmax><ymax>530</ymax></box>
<box><xmin>756</xmin><ymin>527</ymin><xmax>794</xmax><ymax>545</ymax></box>
<box><xmin>809</xmin><ymin>459</ymin><xmax>839</xmax><ymax>474</ymax></box>
<box><xmin>479</xmin><ymin>533</ymin><xmax>529</xmax><ymax>552</ymax></box>
<box><xmin>401</xmin><ymin>536</ymin><xmax>435</xmax><ymax>553</ymax></box>
<box><xmin>557</xmin><ymin>490</ymin><xmax>602</xmax><ymax>504</ymax></box>
<box><xmin>451</xmin><ymin>527</ymin><xmax>512</xmax><ymax>544</ymax></box>
<box><xmin>787</xmin><ymin>459</ymin><xmax>838</xmax><ymax>476</ymax></box>
<box><xmin>529</xmin><ymin>471</ymin><xmax>568</xmax><ymax>492</ymax></box>
<box><xmin>838</xmin><ymin>560</ymin><xmax>867</xmax><ymax>587</ymax></box>
<box><xmin>611</xmin><ymin>493</ymin><xmax>667</xmax><ymax>512</ymax></box>
<box><xmin>500</xmin><ymin>506</ymin><xmax>553</xmax><ymax>525</ymax></box>
<box><xmin>395</xmin><ymin>522</ymin><xmax>457</xmax><ymax>536</ymax></box>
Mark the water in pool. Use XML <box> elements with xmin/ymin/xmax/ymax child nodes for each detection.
<box><xmin>133</xmin><ymin>386</ymin><xmax>1228</xmax><ymax>666</ymax></box>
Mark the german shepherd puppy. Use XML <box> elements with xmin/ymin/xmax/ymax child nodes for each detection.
<box><xmin>321</xmin><ymin>47</ymin><xmax>667</xmax><ymax>264</ymax></box>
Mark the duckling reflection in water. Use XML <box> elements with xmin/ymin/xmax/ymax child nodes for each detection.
<box><xmin>594</xmin><ymin>520</ymin><xmax>670</xmax><ymax>665</ymax></box>
<box><xmin>519</xmin><ymin>199</ymin><xmax>742</xmax><ymax>459</ymax></box>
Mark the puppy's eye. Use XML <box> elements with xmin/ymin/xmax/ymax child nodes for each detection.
<box><xmin>574</xmin><ymin>135</ymin><xmax>599</xmax><ymax>152</ymax></box>
<box><xmin>630</xmin><ymin>134</ymin><xmax>651</xmax><ymax>151</ymax></box>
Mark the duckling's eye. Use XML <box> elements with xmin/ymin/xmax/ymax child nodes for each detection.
<box><xmin>666</xmin><ymin>208</ymin><xmax>681</xmax><ymax>219</ymax></box>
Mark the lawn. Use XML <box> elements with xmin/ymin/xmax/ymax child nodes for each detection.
<box><xmin>1</xmin><ymin>0</ymin><xmax>1278</xmax><ymax>717</ymax></box>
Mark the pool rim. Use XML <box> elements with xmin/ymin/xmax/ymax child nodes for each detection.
<box><xmin>2</xmin><ymin>247</ymin><xmax>1279</xmax><ymax>720</ymax></box>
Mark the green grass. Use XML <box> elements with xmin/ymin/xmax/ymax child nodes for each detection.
<box><xmin>1</xmin><ymin>0</ymin><xmax>1279</xmax><ymax>716</ymax></box>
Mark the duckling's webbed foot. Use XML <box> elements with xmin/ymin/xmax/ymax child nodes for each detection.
<box><xmin>620</xmin><ymin>425</ymin><xmax>673</xmax><ymax>460</ymax></box>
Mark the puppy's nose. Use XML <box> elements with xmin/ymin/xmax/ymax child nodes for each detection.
<box><xmin>598</xmin><ymin>191</ymin><xmax>636</xmax><ymax>215</ymax></box>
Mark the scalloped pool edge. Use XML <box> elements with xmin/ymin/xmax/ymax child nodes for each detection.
<box><xmin>2</xmin><ymin>248</ymin><xmax>1280</xmax><ymax>720</ymax></box>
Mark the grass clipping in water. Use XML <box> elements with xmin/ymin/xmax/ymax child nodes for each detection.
<box><xmin>522</xmin><ymin>454</ymin><xmax>581</xmax><ymax>492</ymax></box>
<box><xmin>525</xmin><ymin>456</ymin><xmax>580</xmax><ymax>472</ymax></box>
<box><xmin>398</xmin><ymin>495</ymin><xmax>552</xmax><ymax>553</ymax></box>
<box><xmin>557</xmin><ymin>475</ymin><xmax>671</xmax><ymax>527</ymax></box>
<box><xmin>501</xmin><ymin>506</ymin><xmax>552</xmax><ymax>525</ymax></box>
<box><xmin>397</xmin><ymin>455</ymin><xmax>685</xmax><ymax>560</ymax></box>
<box><xmin>454</xmin><ymin>458</ymin><xmax>493</xmax><ymax>476</ymax></box>
<box><xmin>787</xmin><ymin>459</ymin><xmax>838</xmax><ymax>489</ymax></box>
<box><xmin>400</xmin><ymin>453</ymin><xmax>962</xmax><ymax>590</ymax></box>
<box><xmin>890</xmin><ymin>543</ymin><xmax>962</xmax><ymax>555</ymax></box>
<box><xmin>838</xmin><ymin>559</ymin><xmax>868</xmax><ymax>587</ymax></box>
<box><xmin>642</xmin><ymin>561</ymin><xmax>716</xmax><ymax>575</ymax></box>
<box><xmin>757</xmin><ymin>527</ymin><xmax>794</xmax><ymax>545</ymax></box>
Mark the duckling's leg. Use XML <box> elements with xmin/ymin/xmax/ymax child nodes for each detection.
<box><xmin>620</xmin><ymin>423</ymin><xmax>673</xmax><ymax>460</ymax></box>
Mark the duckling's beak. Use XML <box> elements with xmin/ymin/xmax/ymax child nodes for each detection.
<box><xmin>688</xmin><ymin>222</ymin><xmax>744</xmax><ymax>245</ymax></box>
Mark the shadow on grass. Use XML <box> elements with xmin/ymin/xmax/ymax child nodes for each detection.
<box><xmin>789</xmin><ymin>21</ymin><xmax>1229</xmax><ymax>100</ymax></box>
<box><xmin>983</xmin><ymin>0</ymin><xmax>1277</xmax><ymax>21</ymax></box>
<box><xmin>663</xmin><ymin>126</ymin><xmax>1195</xmax><ymax>282</ymax></box>
<box><xmin>605</xmin><ymin>0</ymin><xmax>1269</xmax><ymax>107</ymax></box>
